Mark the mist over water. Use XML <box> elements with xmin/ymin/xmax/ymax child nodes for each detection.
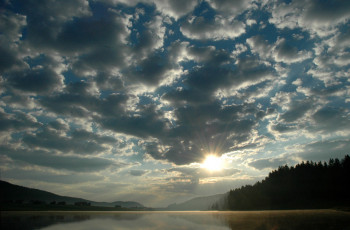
<box><xmin>2</xmin><ymin>210</ymin><xmax>350</xmax><ymax>230</ymax></box>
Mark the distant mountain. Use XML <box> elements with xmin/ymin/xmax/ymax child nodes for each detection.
<box><xmin>166</xmin><ymin>194</ymin><xmax>225</xmax><ymax>210</ymax></box>
<box><xmin>0</xmin><ymin>180</ymin><xmax>143</xmax><ymax>208</ymax></box>
<box><xmin>91</xmin><ymin>201</ymin><xmax>144</xmax><ymax>208</ymax></box>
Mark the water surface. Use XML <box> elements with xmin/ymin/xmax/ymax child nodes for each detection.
<box><xmin>2</xmin><ymin>210</ymin><xmax>350</xmax><ymax>230</ymax></box>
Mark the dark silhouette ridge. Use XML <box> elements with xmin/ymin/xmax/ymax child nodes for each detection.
<box><xmin>165</xmin><ymin>194</ymin><xmax>224</xmax><ymax>210</ymax></box>
<box><xmin>217</xmin><ymin>155</ymin><xmax>350</xmax><ymax>210</ymax></box>
<box><xmin>0</xmin><ymin>180</ymin><xmax>144</xmax><ymax>210</ymax></box>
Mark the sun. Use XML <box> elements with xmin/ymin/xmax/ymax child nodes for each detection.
<box><xmin>202</xmin><ymin>155</ymin><xmax>223</xmax><ymax>171</ymax></box>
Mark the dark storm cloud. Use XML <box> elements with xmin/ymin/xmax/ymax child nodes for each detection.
<box><xmin>3</xmin><ymin>54</ymin><xmax>66</xmax><ymax>95</ymax></box>
<box><xmin>163</xmin><ymin>48</ymin><xmax>275</xmax><ymax>105</ymax></box>
<box><xmin>296</xmin><ymin>139</ymin><xmax>350</xmax><ymax>162</ymax></box>
<box><xmin>0</xmin><ymin>146</ymin><xmax>114</xmax><ymax>172</ymax></box>
<box><xmin>249</xmin><ymin>157</ymin><xmax>288</xmax><ymax>170</ymax></box>
<box><xmin>247</xmin><ymin>35</ymin><xmax>311</xmax><ymax>63</ymax></box>
<box><xmin>311</xmin><ymin>106</ymin><xmax>350</xmax><ymax>132</ymax></box>
<box><xmin>56</xmin><ymin>16</ymin><xmax>122</xmax><ymax>53</ymax></box>
<box><xmin>271</xmin><ymin>123</ymin><xmax>297</xmax><ymax>133</ymax></box>
<box><xmin>298</xmin><ymin>84</ymin><xmax>349</xmax><ymax>98</ymax></box>
<box><xmin>0</xmin><ymin>10</ymin><xmax>27</xmax><ymax>73</ymax></box>
<box><xmin>48</xmin><ymin>119</ymin><xmax>69</xmax><ymax>131</ymax></box>
<box><xmin>40</xmin><ymin>81</ymin><xmax>129</xmax><ymax>117</ymax></box>
<box><xmin>144</xmin><ymin>101</ymin><xmax>257</xmax><ymax>165</ymax></box>
<box><xmin>98</xmin><ymin>104</ymin><xmax>169</xmax><ymax>138</ymax></box>
<box><xmin>95</xmin><ymin>73</ymin><xmax>124</xmax><ymax>91</ymax></box>
<box><xmin>7</xmin><ymin>67</ymin><xmax>64</xmax><ymax>94</ymax></box>
<box><xmin>4</xmin><ymin>168</ymin><xmax>104</xmax><ymax>184</ymax></box>
<box><xmin>273</xmin><ymin>38</ymin><xmax>311</xmax><ymax>63</ymax></box>
<box><xmin>0</xmin><ymin>110</ymin><xmax>40</xmax><ymax>132</ymax></box>
<box><xmin>131</xmin><ymin>15</ymin><xmax>164</xmax><ymax>56</ymax></box>
<box><xmin>58</xmin><ymin>13</ymin><xmax>128</xmax><ymax>75</ymax></box>
<box><xmin>302</xmin><ymin>0</ymin><xmax>350</xmax><ymax>24</ymax></box>
<box><xmin>279</xmin><ymin>98</ymin><xmax>313</xmax><ymax>122</ymax></box>
<box><xmin>72</xmin><ymin>45</ymin><xmax>126</xmax><ymax>76</ymax></box>
<box><xmin>0</xmin><ymin>45</ymin><xmax>24</xmax><ymax>73</ymax></box>
<box><xmin>8</xmin><ymin>0</ymin><xmax>91</xmax><ymax>49</ymax></box>
<box><xmin>22</xmin><ymin>127</ymin><xmax>115</xmax><ymax>155</ymax></box>
<box><xmin>4</xmin><ymin>0</ymin><xmax>127</xmax><ymax>79</ymax></box>
<box><xmin>129</xmin><ymin>169</ymin><xmax>148</xmax><ymax>176</ymax></box>
<box><xmin>269</xmin><ymin>0</ymin><xmax>350</xmax><ymax>36</ymax></box>
<box><xmin>126</xmin><ymin>53</ymin><xmax>173</xmax><ymax>85</ymax></box>
<box><xmin>0</xmin><ymin>9</ymin><xmax>26</xmax><ymax>41</ymax></box>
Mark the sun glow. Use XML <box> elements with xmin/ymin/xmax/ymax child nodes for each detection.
<box><xmin>202</xmin><ymin>155</ymin><xmax>223</xmax><ymax>171</ymax></box>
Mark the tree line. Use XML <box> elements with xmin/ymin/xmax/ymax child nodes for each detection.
<box><xmin>216</xmin><ymin>155</ymin><xmax>350</xmax><ymax>210</ymax></box>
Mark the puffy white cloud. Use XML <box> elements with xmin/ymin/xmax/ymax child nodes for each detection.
<box><xmin>95</xmin><ymin>0</ymin><xmax>198</xmax><ymax>19</ymax></box>
<box><xmin>207</xmin><ymin>0</ymin><xmax>256</xmax><ymax>17</ymax></box>
<box><xmin>153</xmin><ymin>0</ymin><xmax>198</xmax><ymax>19</ymax></box>
<box><xmin>181</xmin><ymin>15</ymin><xmax>246</xmax><ymax>40</ymax></box>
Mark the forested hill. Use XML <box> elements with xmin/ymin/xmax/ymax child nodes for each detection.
<box><xmin>0</xmin><ymin>180</ymin><xmax>143</xmax><ymax>208</ymax></box>
<box><xmin>222</xmin><ymin>155</ymin><xmax>350</xmax><ymax>210</ymax></box>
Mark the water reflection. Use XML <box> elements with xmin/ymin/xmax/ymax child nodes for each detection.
<box><xmin>2</xmin><ymin>210</ymin><xmax>350</xmax><ymax>230</ymax></box>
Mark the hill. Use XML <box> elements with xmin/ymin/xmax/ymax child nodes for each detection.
<box><xmin>166</xmin><ymin>194</ymin><xmax>225</xmax><ymax>210</ymax></box>
<box><xmin>0</xmin><ymin>180</ymin><xmax>143</xmax><ymax>209</ymax></box>
<box><xmin>220</xmin><ymin>155</ymin><xmax>350</xmax><ymax>210</ymax></box>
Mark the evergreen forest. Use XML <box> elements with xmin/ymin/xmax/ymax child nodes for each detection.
<box><xmin>220</xmin><ymin>155</ymin><xmax>350</xmax><ymax>210</ymax></box>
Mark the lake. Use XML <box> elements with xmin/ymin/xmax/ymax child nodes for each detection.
<box><xmin>2</xmin><ymin>210</ymin><xmax>350</xmax><ymax>230</ymax></box>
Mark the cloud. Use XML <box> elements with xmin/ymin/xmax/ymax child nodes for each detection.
<box><xmin>11</xmin><ymin>0</ymin><xmax>91</xmax><ymax>49</ymax></box>
<box><xmin>22</xmin><ymin>127</ymin><xmax>116</xmax><ymax>155</ymax></box>
<box><xmin>0</xmin><ymin>10</ymin><xmax>27</xmax><ymax>73</ymax></box>
<box><xmin>294</xmin><ymin>139</ymin><xmax>350</xmax><ymax>162</ymax></box>
<box><xmin>246</xmin><ymin>36</ymin><xmax>312</xmax><ymax>64</ymax></box>
<box><xmin>207</xmin><ymin>0</ymin><xmax>255</xmax><ymax>17</ymax></box>
<box><xmin>96</xmin><ymin>0</ymin><xmax>198</xmax><ymax>20</ymax></box>
<box><xmin>129</xmin><ymin>169</ymin><xmax>148</xmax><ymax>176</ymax></box>
<box><xmin>249</xmin><ymin>157</ymin><xmax>289</xmax><ymax>170</ymax></box>
<box><xmin>168</xmin><ymin>166</ymin><xmax>240</xmax><ymax>179</ymax></box>
<box><xmin>163</xmin><ymin>48</ymin><xmax>275</xmax><ymax>105</ymax></box>
<box><xmin>3</xmin><ymin>167</ymin><xmax>104</xmax><ymax>184</ymax></box>
<box><xmin>130</xmin><ymin>14</ymin><xmax>165</xmax><ymax>56</ymax></box>
<box><xmin>311</xmin><ymin>106</ymin><xmax>350</xmax><ymax>133</ymax></box>
<box><xmin>0</xmin><ymin>9</ymin><xmax>27</xmax><ymax>41</ymax></box>
<box><xmin>1</xmin><ymin>0</ymin><xmax>350</xmax><ymax>207</ymax></box>
<box><xmin>268</xmin><ymin>0</ymin><xmax>350</xmax><ymax>37</ymax></box>
<box><xmin>125</xmin><ymin>52</ymin><xmax>174</xmax><ymax>86</ymax></box>
<box><xmin>0</xmin><ymin>110</ymin><xmax>41</xmax><ymax>133</ymax></box>
<box><xmin>181</xmin><ymin>15</ymin><xmax>246</xmax><ymax>40</ymax></box>
<box><xmin>98</xmin><ymin>104</ymin><xmax>169</xmax><ymax>139</ymax></box>
<box><xmin>270</xmin><ymin>122</ymin><xmax>298</xmax><ymax>134</ymax></box>
<box><xmin>0</xmin><ymin>146</ymin><xmax>115</xmax><ymax>172</ymax></box>
<box><xmin>154</xmin><ymin>0</ymin><xmax>197</xmax><ymax>19</ymax></box>
<box><xmin>40</xmin><ymin>82</ymin><xmax>129</xmax><ymax>118</ymax></box>
<box><xmin>279</xmin><ymin>98</ymin><xmax>313</xmax><ymax>123</ymax></box>
<box><xmin>6</xmin><ymin>66</ymin><xmax>64</xmax><ymax>94</ymax></box>
<box><xmin>308</xmin><ymin>30</ymin><xmax>350</xmax><ymax>86</ymax></box>
<box><xmin>144</xmin><ymin>101</ymin><xmax>258</xmax><ymax>165</ymax></box>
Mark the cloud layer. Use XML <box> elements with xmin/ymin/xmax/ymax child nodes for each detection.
<box><xmin>1</xmin><ymin>0</ymin><xmax>349</xmax><ymax>207</ymax></box>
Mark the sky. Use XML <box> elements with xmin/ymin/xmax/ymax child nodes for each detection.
<box><xmin>0</xmin><ymin>0</ymin><xmax>350</xmax><ymax>207</ymax></box>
